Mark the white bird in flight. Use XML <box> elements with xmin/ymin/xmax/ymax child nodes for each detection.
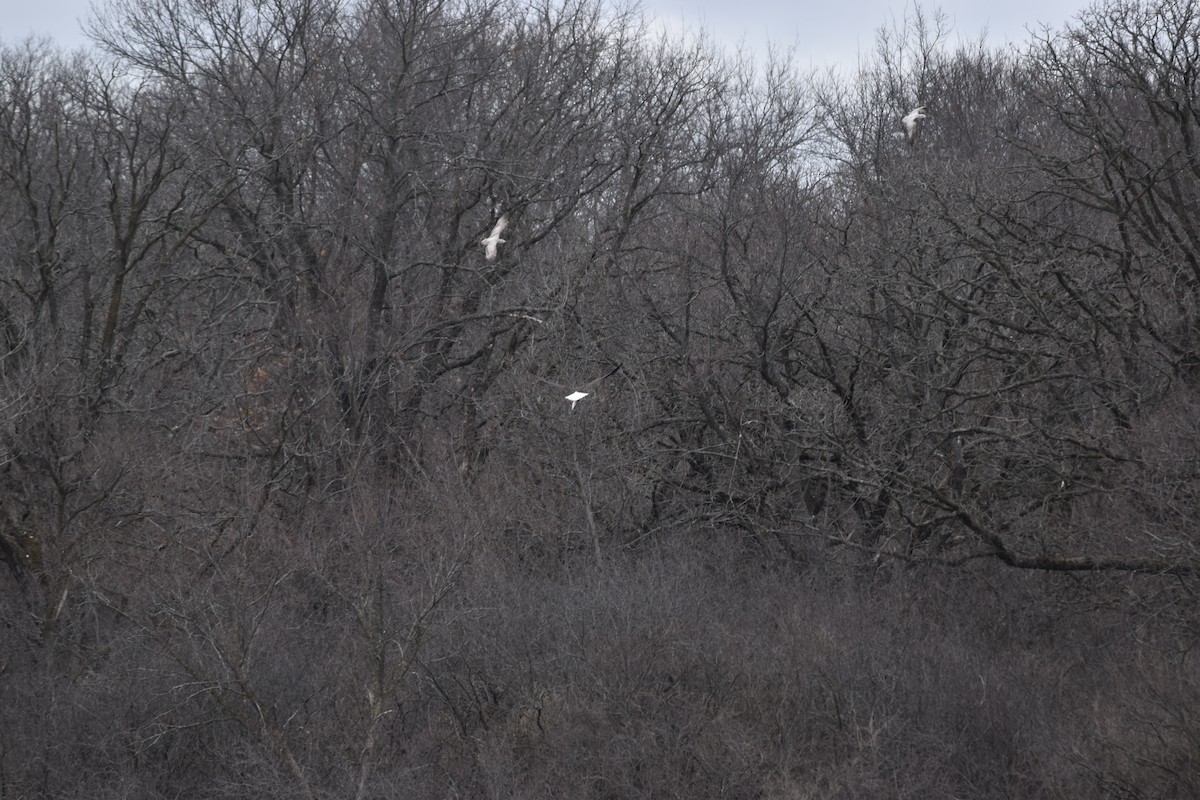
<box><xmin>901</xmin><ymin>106</ymin><xmax>926</xmax><ymax>145</ymax></box>
<box><xmin>537</xmin><ymin>363</ymin><xmax>623</xmax><ymax>410</ymax></box>
<box><xmin>481</xmin><ymin>214</ymin><xmax>508</xmax><ymax>261</ymax></box>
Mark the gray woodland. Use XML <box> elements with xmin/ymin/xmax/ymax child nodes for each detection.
<box><xmin>1</xmin><ymin>0</ymin><xmax>1198</xmax><ymax>797</ymax></box>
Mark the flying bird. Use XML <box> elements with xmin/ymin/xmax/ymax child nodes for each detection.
<box><xmin>481</xmin><ymin>214</ymin><xmax>508</xmax><ymax>261</ymax></box>
<box><xmin>532</xmin><ymin>363</ymin><xmax>623</xmax><ymax>410</ymax></box>
<box><xmin>562</xmin><ymin>364</ymin><xmax>623</xmax><ymax>410</ymax></box>
<box><xmin>901</xmin><ymin>106</ymin><xmax>926</xmax><ymax>145</ymax></box>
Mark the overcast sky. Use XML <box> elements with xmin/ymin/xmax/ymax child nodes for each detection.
<box><xmin>5</xmin><ymin>0</ymin><xmax>1096</xmax><ymax>68</ymax></box>
<box><xmin>646</xmin><ymin>0</ymin><xmax>1097</xmax><ymax>69</ymax></box>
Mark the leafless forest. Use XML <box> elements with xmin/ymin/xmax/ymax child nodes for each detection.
<box><xmin>1</xmin><ymin>0</ymin><xmax>1198</xmax><ymax>796</ymax></box>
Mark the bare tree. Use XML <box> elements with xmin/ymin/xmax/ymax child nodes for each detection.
<box><xmin>2</xmin><ymin>1</ymin><xmax>1198</xmax><ymax>797</ymax></box>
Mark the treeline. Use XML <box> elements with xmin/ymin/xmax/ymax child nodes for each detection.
<box><xmin>1</xmin><ymin>0</ymin><xmax>1198</xmax><ymax>796</ymax></box>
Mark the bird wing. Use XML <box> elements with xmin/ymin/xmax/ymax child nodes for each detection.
<box><xmin>484</xmin><ymin>240</ymin><xmax>499</xmax><ymax>261</ymax></box>
<box><xmin>902</xmin><ymin>108</ymin><xmax>926</xmax><ymax>141</ymax></box>
<box><xmin>579</xmin><ymin>363</ymin><xmax>622</xmax><ymax>389</ymax></box>
<box><xmin>489</xmin><ymin>214</ymin><xmax>508</xmax><ymax>239</ymax></box>
<box><xmin>533</xmin><ymin>363</ymin><xmax>624</xmax><ymax>391</ymax></box>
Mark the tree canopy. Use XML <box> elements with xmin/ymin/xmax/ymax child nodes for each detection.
<box><xmin>1</xmin><ymin>1</ymin><xmax>1198</xmax><ymax>796</ymax></box>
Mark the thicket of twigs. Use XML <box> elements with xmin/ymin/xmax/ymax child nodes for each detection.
<box><xmin>2</xmin><ymin>0</ymin><xmax>1198</xmax><ymax>796</ymax></box>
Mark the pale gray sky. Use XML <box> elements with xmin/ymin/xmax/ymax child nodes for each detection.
<box><xmin>3</xmin><ymin>2</ymin><xmax>96</xmax><ymax>51</ymax></box>
<box><xmin>645</xmin><ymin>0</ymin><xmax>1097</xmax><ymax>69</ymax></box>
<box><xmin>4</xmin><ymin>0</ymin><xmax>1096</xmax><ymax>67</ymax></box>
